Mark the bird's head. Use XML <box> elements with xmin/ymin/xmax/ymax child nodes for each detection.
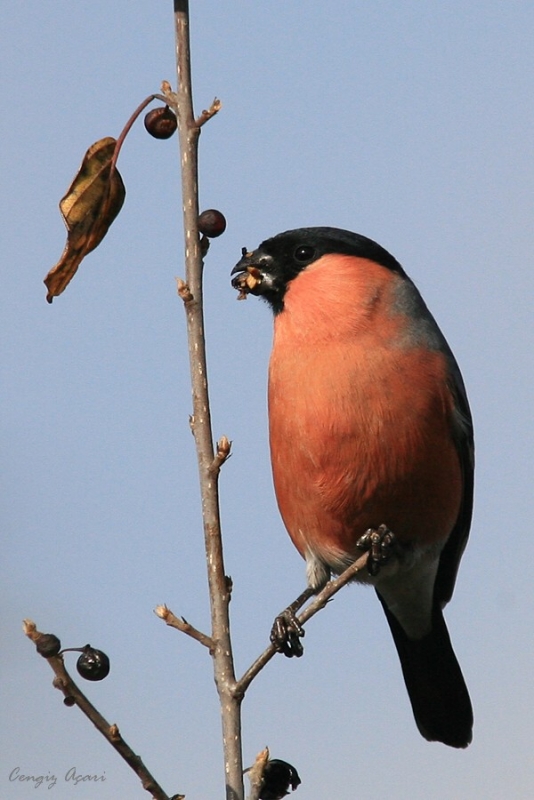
<box><xmin>231</xmin><ymin>227</ymin><xmax>403</xmax><ymax>314</ymax></box>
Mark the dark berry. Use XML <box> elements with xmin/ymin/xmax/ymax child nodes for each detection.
<box><xmin>198</xmin><ymin>209</ymin><xmax>227</xmax><ymax>238</ymax></box>
<box><xmin>144</xmin><ymin>106</ymin><xmax>177</xmax><ymax>139</ymax></box>
<box><xmin>63</xmin><ymin>696</ymin><xmax>76</xmax><ymax>707</ymax></box>
<box><xmin>260</xmin><ymin>759</ymin><xmax>301</xmax><ymax>799</ymax></box>
<box><xmin>76</xmin><ymin>645</ymin><xmax>110</xmax><ymax>681</ymax></box>
<box><xmin>35</xmin><ymin>633</ymin><xmax>62</xmax><ymax>658</ymax></box>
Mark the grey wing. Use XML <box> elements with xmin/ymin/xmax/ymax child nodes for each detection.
<box><xmin>392</xmin><ymin>273</ymin><xmax>474</xmax><ymax>606</ymax></box>
<box><xmin>435</xmin><ymin>351</ymin><xmax>474</xmax><ymax>607</ymax></box>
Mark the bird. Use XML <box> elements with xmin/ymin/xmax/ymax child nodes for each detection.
<box><xmin>231</xmin><ymin>227</ymin><xmax>474</xmax><ymax>748</ymax></box>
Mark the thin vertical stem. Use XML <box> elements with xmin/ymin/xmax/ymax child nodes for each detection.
<box><xmin>172</xmin><ymin>3</ymin><xmax>244</xmax><ymax>799</ymax></box>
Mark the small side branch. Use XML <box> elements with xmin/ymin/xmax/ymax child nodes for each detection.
<box><xmin>111</xmin><ymin>93</ymin><xmax>170</xmax><ymax>173</ymax></box>
<box><xmin>23</xmin><ymin>621</ymin><xmax>178</xmax><ymax>800</ymax></box>
<box><xmin>210</xmin><ymin>436</ymin><xmax>232</xmax><ymax>475</ymax></box>
<box><xmin>235</xmin><ymin>552</ymin><xmax>370</xmax><ymax>696</ymax></box>
<box><xmin>195</xmin><ymin>98</ymin><xmax>222</xmax><ymax>128</ymax></box>
<box><xmin>155</xmin><ymin>605</ymin><xmax>214</xmax><ymax>651</ymax></box>
<box><xmin>245</xmin><ymin>747</ymin><xmax>269</xmax><ymax>800</ymax></box>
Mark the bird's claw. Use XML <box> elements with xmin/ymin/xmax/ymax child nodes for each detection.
<box><xmin>356</xmin><ymin>524</ymin><xmax>396</xmax><ymax>576</ymax></box>
<box><xmin>270</xmin><ymin>609</ymin><xmax>305</xmax><ymax>658</ymax></box>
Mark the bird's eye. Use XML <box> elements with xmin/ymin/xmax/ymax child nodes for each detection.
<box><xmin>293</xmin><ymin>245</ymin><xmax>316</xmax><ymax>263</ymax></box>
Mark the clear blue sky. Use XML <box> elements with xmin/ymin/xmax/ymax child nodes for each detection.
<box><xmin>2</xmin><ymin>2</ymin><xmax>533</xmax><ymax>798</ymax></box>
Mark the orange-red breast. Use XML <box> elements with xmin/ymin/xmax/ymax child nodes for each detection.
<box><xmin>232</xmin><ymin>227</ymin><xmax>474</xmax><ymax>748</ymax></box>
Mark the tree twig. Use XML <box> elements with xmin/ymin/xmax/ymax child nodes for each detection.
<box><xmin>195</xmin><ymin>97</ymin><xmax>222</xmax><ymax>127</ymax></box>
<box><xmin>172</xmin><ymin>2</ymin><xmax>244</xmax><ymax>798</ymax></box>
<box><xmin>23</xmin><ymin>621</ymin><xmax>179</xmax><ymax>800</ymax></box>
<box><xmin>210</xmin><ymin>435</ymin><xmax>232</xmax><ymax>475</ymax></box>
<box><xmin>110</xmin><ymin>93</ymin><xmax>170</xmax><ymax>173</ymax></box>
<box><xmin>235</xmin><ymin>552</ymin><xmax>370</xmax><ymax>696</ymax></box>
<box><xmin>154</xmin><ymin>605</ymin><xmax>214</xmax><ymax>651</ymax></box>
<box><xmin>245</xmin><ymin>747</ymin><xmax>269</xmax><ymax>800</ymax></box>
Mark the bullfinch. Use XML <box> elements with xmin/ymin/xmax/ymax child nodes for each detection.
<box><xmin>231</xmin><ymin>227</ymin><xmax>474</xmax><ymax>748</ymax></box>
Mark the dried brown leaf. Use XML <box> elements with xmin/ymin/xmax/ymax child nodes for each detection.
<box><xmin>44</xmin><ymin>137</ymin><xmax>126</xmax><ymax>303</ymax></box>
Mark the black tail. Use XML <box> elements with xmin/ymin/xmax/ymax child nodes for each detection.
<box><xmin>376</xmin><ymin>590</ymin><xmax>473</xmax><ymax>748</ymax></box>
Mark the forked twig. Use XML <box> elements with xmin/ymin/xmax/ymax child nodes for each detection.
<box><xmin>23</xmin><ymin>621</ymin><xmax>179</xmax><ymax>800</ymax></box>
<box><xmin>235</xmin><ymin>552</ymin><xmax>370</xmax><ymax>696</ymax></box>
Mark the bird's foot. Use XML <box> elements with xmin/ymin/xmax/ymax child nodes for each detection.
<box><xmin>270</xmin><ymin>586</ymin><xmax>315</xmax><ymax>658</ymax></box>
<box><xmin>270</xmin><ymin>611</ymin><xmax>305</xmax><ymax>658</ymax></box>
<box><xmin>356</xmin><ymin>524</ymin><xmax>397</xmax><ymax>576</ymax></box>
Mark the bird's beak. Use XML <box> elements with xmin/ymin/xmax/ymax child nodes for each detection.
<box><xmin>231</xmin><ymin>249</ymin><xmax>274</xmax><ymax>300</ymax></box>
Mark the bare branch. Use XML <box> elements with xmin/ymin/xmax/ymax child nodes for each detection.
<box><xmin>23</xmin><ymin>621</ymin><xmax>177</xmax><ymax>800</ymax></box>
<box><xmin>172</xmin><ymin>2</ymin><xmax>244</xmax><ymax>798</ymax></box>
<box><xmin>195</xmin><ymin>97</ymin><xmax>222</xmax><ymax>127</ymax></box>
<box><xmin>210</xmin><ymin>436</ymin><xmax>232</xmax><ymax>475</ymax></box>
<box><xmin>245</xmin><ymin>747</ymin><xmax>269</xmax><ymax>800</ymax></box>
<box><xmin>111</xmin><ymin>93</ymin><xmax>170</xmax><ymax>173</ymax></box>
<box><xmin>235</xmin><ymin>552</ymin><xmax>370</xmax><ymax>696</ymax></box>
<box><xmin>154</xmin><ymin>605</ymin><xmax>214</xmax><ymax>651</ymax></box>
